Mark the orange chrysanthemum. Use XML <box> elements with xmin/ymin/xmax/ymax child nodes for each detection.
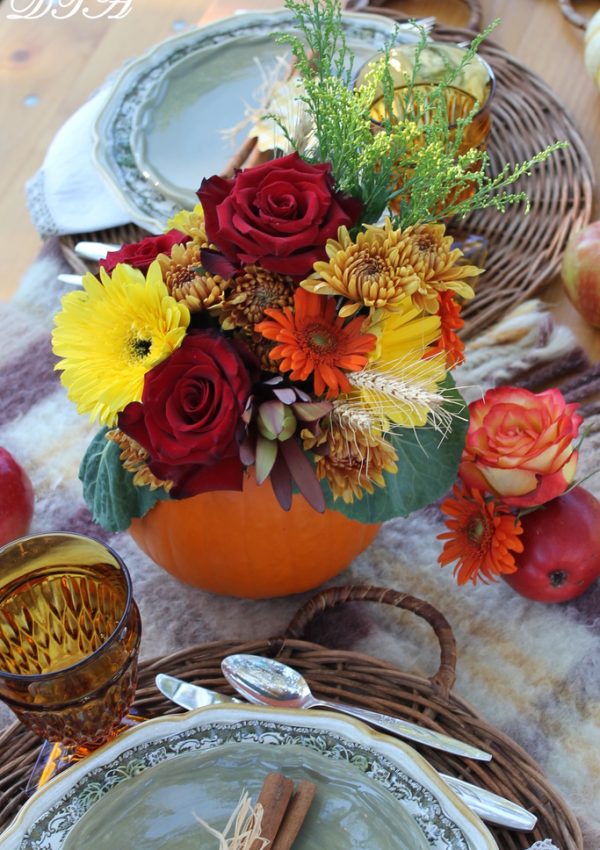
<box><xmin>428</xmin><ymin>291</ymin><xmax>465</xmax><ymax>368</ymax></box>
<box><xmin>256</xmin><ymin>288</ymin><xmax>377</xmax><ymax>399</ymax></box>
<box><xmin>438</xmin><ymin>483</ymin><xmax>524</xmax><ymax>585</ymax></box>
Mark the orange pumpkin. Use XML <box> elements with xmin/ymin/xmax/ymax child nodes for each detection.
<box><xmin>129</xmin><ymin>471</ymin><xmax>380</xmax><ymax>598</ymax></box>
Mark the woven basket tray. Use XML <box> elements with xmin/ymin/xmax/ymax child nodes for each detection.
<box><xmin>0</xmin><ymin>585</ymin><xmax>583</xmax><ymax>849</ymax></box>
<box><xmin>58</xmin><ymin>17</ymin><xmax>593</xmax><ymax>340</ymax></box>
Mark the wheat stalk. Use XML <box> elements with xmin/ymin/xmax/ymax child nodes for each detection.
<box><xmin>329</xmin><ymin>403</ymin><xmax>377</xmax><ymax>482</ymax></box>
<box><xmin>347</xmin><ymin>355</ymin><xmax>459</xmax><ymax>434</ymax></box>
<box><xmin>332</xmin><ymin>399</ymin><xmax>382</xmax><ymax>439</ymax></box>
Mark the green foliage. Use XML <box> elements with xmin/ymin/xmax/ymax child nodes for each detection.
<box><xmin>274</xmin><ymin>0</ymin><xmax>397</xmax><ymax>221</ymax></box>
<box><xmin>79</xmin><ymin>429</ymin><xmax>168</xmax><ymax>533</ymax></box>
<box><xmin>323</xmin><ymin>377</ymin><xmax>469</xmax><ymax>523</ymax></box>
<box><xmin>276</xmin><ymin>0</ymin><xmax>565</xmax><ymax>225</ymax></box>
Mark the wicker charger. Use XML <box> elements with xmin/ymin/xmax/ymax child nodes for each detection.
<box><xmin>429</xmin><ymin>21</ymin><xmax>594</xmax><ymax>339</ymax></box>
<box><xmin>0</xmin><ymin>585</ymin><xmax>583</xmax><ymax>849</ymax></box>
<box><xmin>58</xmin><ymin>18</ymin><xmax>594</xmax><ymax>340</ymax></box>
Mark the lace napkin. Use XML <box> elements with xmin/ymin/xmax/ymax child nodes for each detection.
<box><xmin>26</xmin><ymin>82</ymin><xmax>134</xmax><ymax>238</ymax></box>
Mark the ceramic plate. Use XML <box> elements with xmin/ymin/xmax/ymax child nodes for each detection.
<box><xmin>62</xmin><ymin>742</ymin><xmax>430</xmax><ymax>850</ymax></box>
<box><xmin>0</xmin><ymin>705</ymin><xmax>498</xmax><ymax>850</ymax></box>
<box><xmin>129</xmin><ymin>32</ymin><xmax>294</xmax><ymax>210</ymax></box>
<box><xmin>92</xmin><ymin>10</ymin><xmax>419</xmax><ymax>232</ymax></box>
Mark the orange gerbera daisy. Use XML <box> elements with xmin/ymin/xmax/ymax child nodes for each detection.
<box><xmin>438</xmin><ymin>483</ymin><xmax>524</xmax><ymax>585</ymax></box>
<box><xmin>428</xmin><ymin>291</ymin><xmax>465</xmax><ymax>368</ymax></box>
<box><xmin>256</xmin><ymin>288</ymin><xmax>377</xmax><ymax>398</ymax></box>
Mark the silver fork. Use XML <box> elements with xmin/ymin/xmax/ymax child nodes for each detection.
<box><xmin>57</xmin><ymin>242</ymin><xmax>119</xmax><ymax>286</ymax></box>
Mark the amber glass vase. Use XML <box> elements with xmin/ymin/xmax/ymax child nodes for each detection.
<box><xmin>0</xmin><ymin>533</ymin><xmax>141</xmax><ymax>782</ymax></box>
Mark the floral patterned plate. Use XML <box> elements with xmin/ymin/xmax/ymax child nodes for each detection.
<box><xmin>61</xmin><ymin>742</ymin><xmax>430</xmax><ymax>850</ymax></box>
<box><xmin>0</xmin><ymin>705</ymin><xmax>498</xmax><ymax>850</ymax></box>
<box><xmin>91</xmin><ymin>10</ymin><xmax>418</xmax><ymax>232</ymax></box>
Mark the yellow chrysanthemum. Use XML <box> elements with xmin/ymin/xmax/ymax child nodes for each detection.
<box><xmin>302</xmin><ymin>223</ymin><xmax>421</xmax><ymax>317</ymax></box>
<box><xmin>106</xmin><ymin>429</ymin><xmax>173</xmax><ymax>492</ymax></box>
<box><xmin>303</xmin><ymin>412</ymin><xmax>398</xmax><ymax>503</ymax></box>
<box><xmin>374</xmin><ymin>221</ymin><xmax>481</xmax><ymax>313</ymax></box>
<box><xmin>220</xmin><ymin>265</ymin><xmax>295</xmax><ymax>332</ymax></box>
<box><xmin>52</xmin><ymin>262</ymin><xmax>190</xmax><ymax>426</ymax></box>
<box><xmin>157</xmin><ymin>242</ymin><xmax>229</xmax><ymax>313</ymax></box>
<box><xmin>167</xmin><ymin>203</ymin><xmax>207</xmax><ymax>244</ymax></box>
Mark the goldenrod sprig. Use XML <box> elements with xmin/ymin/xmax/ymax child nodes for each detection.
<box><xmin>273</xmin><ymin>0</ymin><xmax>565</xmax><ymax>227</ymax></box>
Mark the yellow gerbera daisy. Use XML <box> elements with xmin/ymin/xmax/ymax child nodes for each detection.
<box><xmin>369</xmin><ymin>294</ymin><xmax>441</xmax><ymax>361</ymax></box>
<box><xmin>52</xmin><ymin>262</ymin><xmax>190</xmax><ymax>426</ymax></box>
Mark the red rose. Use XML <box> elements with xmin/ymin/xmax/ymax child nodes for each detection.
<box><xmin>99</xmin><ymin>230</ymin><xmax>190</xmax><ymax>274</ymax></box>
<box><xmin>118</xmin><ymin>331</ymin><xmax>252</xmax><ymax>498</ymax></box>
<box><xmin>459</xmin><ymin>387</ymin><xmax>583</xmax><ymax>508</ymax></box>
<box><xmin>197</xmin><ymin>152</ymin><xmax>362</xmax><ymax>278</ymax></box>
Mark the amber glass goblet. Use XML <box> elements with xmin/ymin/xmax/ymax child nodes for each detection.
<box><xmin>0</xmin><ymin>533</ymin><xmax>141</xmax><ymax>786</ymax></box>
<box><xmin>358</xmin><ymin>42</ymin><xmax>496</xmax><ymax>212</ymax></box>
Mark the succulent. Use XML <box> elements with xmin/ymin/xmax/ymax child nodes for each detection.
<box><xmin>240</xmin><ymin>377</ymin><xmax>332</xmax><ymax>511</ymax></box>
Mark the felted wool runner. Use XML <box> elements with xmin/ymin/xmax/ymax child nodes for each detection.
<box><xmin>1</xmin><ymin>242</ymin><xmax>599</xmax><ymax>847</ymax></box>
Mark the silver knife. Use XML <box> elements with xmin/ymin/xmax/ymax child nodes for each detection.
<box><xmin>155</xmin><ymin>674</ymin><xmax>537</xmax><ymax>831</ymax></box>
<box><xmin>74</xmin><ymin>241</ymin><xmax>120</xmax><ymax>261</ymax></box>
<box><xmin>57</xmin><ymin>273</ymin><xmax>84</xmax><ymax>287</ymax></box>
<box><xmin>156</xmin><ymin>673</ymin><xmax>242</xmax><ymax>707</ymax></box>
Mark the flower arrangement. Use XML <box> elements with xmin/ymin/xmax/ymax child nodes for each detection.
<box><xmin>52</xmin><ymin>0</ymin><xmax>562</xmax><ymax>534</ymax></box>
<box><xmin>438</xmin><ymin>387</ymin><xmax>583</xmax><ymax>585</ymax></box>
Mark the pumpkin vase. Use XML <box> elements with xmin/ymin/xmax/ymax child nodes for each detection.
<box><xmin>129</xmin><ymin>472</ymin><xmax>381</xmax><ymax>598</ymax></box>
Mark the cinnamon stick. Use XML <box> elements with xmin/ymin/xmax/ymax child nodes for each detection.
<box><xmin>221</xmin><ymin>135</ymin><xmax>258</xmax><ymax>178</ymax></box>
<box><xmin>249</xmin><ymin>772</ymin><xmax>295</xmax><ymax>850</ymax></box>
<box><xmin>244</xmin><ymin>148</ymin><xmax>274</xmax><ymax>170</ymax></box>
<box><xmin>270</xmin><ymin>780</ymin><xmax>317</xmax><ymax>850</ymax></box>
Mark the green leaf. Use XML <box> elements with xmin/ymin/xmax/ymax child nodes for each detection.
<box><xmin>324</xmin><ymin>377</ymin><xmax>469</xmax><ymax>523</ymax></box>
<box><xmin>79</xmin><ymin>429</ymin><xmax>169</xmax><ymax>533</ymax></box>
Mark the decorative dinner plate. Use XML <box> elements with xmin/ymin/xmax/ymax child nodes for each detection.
<box><xmin>62</xmin><ymin>742</ymin><xmax>430</xmax><ymax>850</ymax></box>
<box><xmin>92</xmin><ymin>10</ymin><xmax>419</xmax><ymax>232</ymax></box>
<box><xmin>0</xmin><ymin>705</ymin><xmax>498</xmax><ymax>850</ymax></box>
<box><xmin>129</xmin><ymin>32</ymin><xmax>292</xmax><ymax>210</ymax></box>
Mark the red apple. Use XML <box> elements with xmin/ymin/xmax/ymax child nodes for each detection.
<box><xmin>503</xmin><ymin>486</ymin><xmax>600</xmax><ymax>603</ymax></box>
<box><xmin>561</xmin><ymin>221</ymin><xmax>600</xmax><ymax>327</ymax></box>
<box><xmin>0</xmin><ymin>447</ymin><xmax>34</xmax><ymax>547</ymax></box>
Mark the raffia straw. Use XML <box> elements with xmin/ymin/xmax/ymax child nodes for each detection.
<box><xmin>194</xmin><ymin>793</ymin><xmax>269</xmax><ymax>850</ymax></box>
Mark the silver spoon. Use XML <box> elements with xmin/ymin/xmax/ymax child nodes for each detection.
<box><xmin>156</xmin><ymin>671</ymin><xmax>537</xmax><ymax>831</ymax></box>
<box><xmin>221</xmin><ymin>654</ymin><xmax>491</xmax><ymax>762</ymax></box>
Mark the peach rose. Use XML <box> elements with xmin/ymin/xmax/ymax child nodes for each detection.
<box><xmin>459</xmin><ymin>387</ymin><xmax>582</xmax><ymax>508</ymax></box>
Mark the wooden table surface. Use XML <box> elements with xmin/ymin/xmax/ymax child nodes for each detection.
<box><xmin>1</xmin><ymin>0</ymin><xmax>600</xmax><ymax>358</ymax></box>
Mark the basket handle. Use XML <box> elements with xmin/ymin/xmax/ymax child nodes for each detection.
<box><xmin>284</xmin><ymin>585</ymin><xmax>457</xmax><ymax>698</ymax></box>
<box><xmin>345</xmin><ymin>0</ymin><xmax>482</xmax><ymax>32</ymax></box>
<box><xmin>558</xmin><ymin>0</ymin><xmax>590</xmax><ymax>30</ymax></box>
